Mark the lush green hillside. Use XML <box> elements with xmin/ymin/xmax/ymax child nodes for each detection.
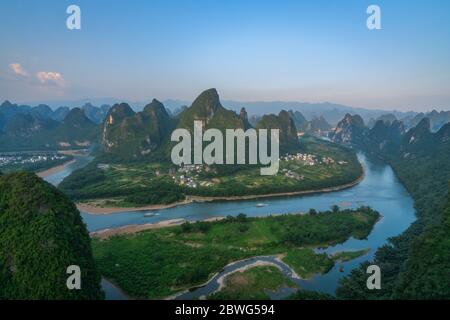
<box><xmin>0</xmin><ymin>172</ymin><xmax>103</xmax><ymax>299</ymax></box>
<box><xmin>60</xmin><ymin>90</ymin><xmax>362</xmax><ymax>207</ymax></box>
<box><xmin>59</xmin><ymin>136</ymin><xmax>362</xmax><ymax>206</ymax></box>
<box><xmin>99</xmin><ymin>88</ymin><xmax>304</xmax><ymax>162</ymax></box>
<box><xmin>335</xmin><ymin>117</ymin><xmax>450</xmax><ymax>299</ymax></box>
<box><xmin>208</xmin><ymin>266</ymin><xmax>297</xmax><ymax>300</ymax></box>
<box><xmin>0</xmin><ymin>107</ymin><xmax>99</xmax><ymax>151</ymax></box>
<box><xmin>101</xmin><ymin>100</ymin><xmax>174</xmax><ymax>161</ymax></box>
<box><xmin>256</xmin><ymin>110</ymin><xmax>302</xmax><ymax>153</ymax></box>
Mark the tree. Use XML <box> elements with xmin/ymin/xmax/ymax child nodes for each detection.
<box><xmin>0</xmin><ymin>172</ymin><xmax>103</xmax><ymax>299</ymax></box>
<box><xmin>236</xmin><ymin>213</ymin><xmax>247</xmax><ymax>223</ymax></box>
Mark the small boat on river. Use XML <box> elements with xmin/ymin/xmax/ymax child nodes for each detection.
<box><xmin>256</xmin><ymin>203</ymin><xmax>268</xmax><ymax>207</ymax></box>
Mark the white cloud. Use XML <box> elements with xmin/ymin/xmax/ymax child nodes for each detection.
<box><xmin>9</xmin><ymin>63</ymin><xmax>28</xmax><ymax>77</ymax></box>
<box><xmin>36</xmin><ymin>71</ymin><xmax>65</xmax><ymax>87</ymax></box>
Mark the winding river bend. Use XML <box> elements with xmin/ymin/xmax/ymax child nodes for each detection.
<box><xmin>44</xmin><ymin>152</ymin><xmax>416</xmax><ymax>300</ymax></box>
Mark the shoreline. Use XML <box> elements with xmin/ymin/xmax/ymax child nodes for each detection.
<box><xmin>78</xmin><ymin>169</ymin><xmax>365</xmax><ymax>215</ymax></box>
<box><xmin>37</xmin><ymin>159</ymin><xmax>76</xmax><ymax>178</ymax></box>
<box><xmin>90</xmin><ymin>217</ymin><xmax>225</xmax><ymax>240</ymax></box>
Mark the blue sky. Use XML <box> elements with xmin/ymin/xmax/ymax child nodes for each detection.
<box><xmin>1</xmin><ymin>0</ymin><xmax>449</xmax><ymax>111</ymax></box>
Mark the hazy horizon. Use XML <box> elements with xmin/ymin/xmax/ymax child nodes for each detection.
<box><xmin>3</xmin><ymin>94</ymin><xmax>446</xmax><ymax>115</ymax></box>
<box><xmin>1</xmin><ymin>0</ymin><xmax>450</xmax><ymax>112</ymax></box>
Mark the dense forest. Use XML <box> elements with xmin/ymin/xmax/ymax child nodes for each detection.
<box><xmin>0</xmin><ymin>171</ymin><xmax>103</xmax><ymax>299</ymax></box>
<box><xmin>92</xmin><ymin>208</ymin><xmax>379</xmax><ymax>299</ymax></box>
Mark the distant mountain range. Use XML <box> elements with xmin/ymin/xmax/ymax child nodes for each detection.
<box><xmin>0</xmin><ymin>171</ymin><xmax>103</xmax><ymax>299</ymax></box>
<box><xmin>2</xmin><ymin>93</ymin><xmax>449</xmax><ymax>152</ymax></box>
<box><xmin>6</xmin><ymin>97</ymin><xmax>450</xmax><ymax>128</ymax></box>
<box><xmin>330</xmin><ymin>112</ymin><xmax>446</xmax><ymax>156</ymax></box>
<box><xmin>0</xmin><ymin>100</ymin><xmax>103</xmax><ymax>151</ymax></box>
<box><xmin>162</xmin><ymin>99</ymin><xmax>421</xmax><ymax>126</ymax></box>
<box><xmin>101</xmin><ymin>99</ymin><xmax>174</xmax><ymax>161</ymax></box>
<box><xmin>0</xmin><ymin>100</ymin><xmax>111</xmax><ymax>125</ymax></box>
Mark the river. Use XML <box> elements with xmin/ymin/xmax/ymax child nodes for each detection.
<box><xmin>44</xmin><ymin>152</ymin><xmax>416</xmax><ymax>300</ymax></box>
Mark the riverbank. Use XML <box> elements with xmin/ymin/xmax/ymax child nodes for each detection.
<box><xmin>91</xmin><ymin>207</ymin><xmax>379</xmax><ymax>299</ymax></box>
<box><xmin>37</xmin><ymin>159</ymin><xmax>76</xmax><ymax>178</ymax></box>
<box><xmin>36</xmin><ymin>149</ymin><xmax>89</xmax><ymax>178</ymax></box>
<box><xmin>90</xmin><ymin>217</ymin><xmax>225</xmax><ymax>240</ymax></box>
<box><xmin>78</xmin><ymin>169</ymin><xmax>365</xmax><ymax>215</ymax></box>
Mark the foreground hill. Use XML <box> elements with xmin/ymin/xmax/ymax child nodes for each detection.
<box><xmin>60</xmin><ymin>134</ymin><xmax>361</xmax><ymax>208</ymax></box>
<box><xmin>331</xmin><ymin>113</ymin><xmax>450</xmax><ymax>299</ymax></box>
<box><xmin>0</xmin><ymin>172</ymin><xmax>103</xmax><ymax>299</ymax></box>
<box><xmin>0</xmin><ymin>100</ymin><xmax>111</xmax><ymax>127</ymax></box>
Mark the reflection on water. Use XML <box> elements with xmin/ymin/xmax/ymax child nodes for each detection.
<box><xmin>45</xmin><ymin>152</ymin><xmax>416</xmax><ymax>299</ymax></box>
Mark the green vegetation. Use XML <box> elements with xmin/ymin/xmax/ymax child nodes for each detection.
<box><xmin>0</xmin><ymin>172</ymin><xmax>103</xmax><ymax>299</ymax></box>
<box><xmin>282</xmin><ymin>248</ymin><xmax>334</xmax><ymax>278</ymax></box>
<box><xmin>332</xmin><ymin>249</ymin><xmax>370</xmax><ymax>262</ymax></box>
<box><xmin>92</xmin><ymin>207</ymin><xmax>379</xmax><ymax>299</ymax></box>
<box><xmin>189</xmin><ymin>136</ymin><xmax>361</xmax><ymax>198</ymax></box>
<box><xmin>336</xmin><ymin>119</ymin><xmax>450</xmax><ymax>299</ymax></box>
<box><xmin>0</xmin><ymin>108</ymin><xmax>99</xmax><ymax>152</ymax></box>
<box><xmin>60</xmin><ymin>136</ymin><xmax>362</xmax><ymax>206</ymax></box>
<box><xmin>255</xmin><ymin>110</ymin><xmax>301</xmax><ymax>153</ymax></box>
<box><xmin>208</xmin><ymin>266</ymin><xmax>297</xmax><ymax>300</ymax></box>
<box><xmin>59</xmin><ymin>162</ymin><xmax>185</xmax><ymax>205</ymax></box>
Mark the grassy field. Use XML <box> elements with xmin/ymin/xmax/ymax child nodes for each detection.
<box><xmin>59</xmin><ymin>136</ymin><xmax>362</xmax><ymax>206</ymax></box>
<box><xmin>92</xmin><ymin>207</ymin><xmax>379</xmax><ymax>299</ymax></box>
<box><xmin>208</xmin><ymin>266</ymin><xmax>297</xmax><ymax>300</ymax></box>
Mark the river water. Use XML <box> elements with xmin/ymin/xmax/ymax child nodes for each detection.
<box><xmin>44</xmin><ymin>152</ymin><xmax>416</xmax><ymax>299</ymax></box>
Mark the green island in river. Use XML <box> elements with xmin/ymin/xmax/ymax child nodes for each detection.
<box><xmin>92</xmin><ymin>207</ymin><xmax>379</xmax><ymax>299</ymax></box>
<box><xmin>60</xmin><ymin>136</ymin><xmax>363</xmax><ymax>210</ymax></box>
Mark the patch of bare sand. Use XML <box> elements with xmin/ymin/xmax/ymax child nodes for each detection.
<box><xmin>37</xmin><ymin>159</ymin><xmax>76</xmax><ymax>178</ymax></box>
<box><xmin>77</xmin><ymin>197</ymin><xmax>195</xmax><ymax>215</ymax></box>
